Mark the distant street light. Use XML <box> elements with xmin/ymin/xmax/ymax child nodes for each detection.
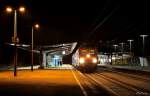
<box><xmin>120</xmin><ymin>42</ymin><xmax>125</xmax><ymax>64</ymax></box>
<box><xmin>6</xmin><ymin>6</ymin><xmax>25</xmax><ymax>76</ymax></box>
<box><xmin>119</xmin><ymin>43</ymin><xmax>125</xmax><ymax>53</ymax></box>
<box><xmin>113</xmin><ymin>44</ymin><xmax>118</xmax><ymax>64</ymax></box>
<box><xmin>31</xmin><ymin>24</ymin><xmax>40</xmax><ymax>71</ymax></box>
<box><xmin>6</xmin><ymin>7</ymin><xmax>12</xmax><ymax>12</ymax></box>
<box><xmin>127</xmin><ymin>39</ymin><xmax>134</xmax><ymax>66</ymax></box>
<box><xmin>127</xmin><ymin>39</ymin><xmax>134</xmax><ymax>53</ymax></box>
<box><xmin>113</xmin><ymin>44</ymin><xmax>118</xmax><ymax>53</ymax></box>
<box><xmin>35</xmin><ymin>24</ymin><xmax>39</xmax><ymax>28</ymax></box>
<box><xmin>140</xmin><ymin>35</ymin><xmax>148</xmax><ymax>66</ymax></box>
<box><xmin>19</xmin><ymin>6</ymin><xmax>25</xmax><ymax>12</ymax></box>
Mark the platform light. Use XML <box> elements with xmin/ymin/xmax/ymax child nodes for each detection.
<box><xmin>31</xmin><ymin>23</ymin><xmax>40</xmax><ymax>71</ymax></box>
<box><xmin>140</xmin><ymin>34</ymin><xmax>148</xmax><ymax>66</ymax></box>
<box><xmin>35</xmin><ymin>24</ymin><xmax>39</xmax><ymax>29</ymax></box>
<box><xmin>140</xmin><ymin>35</ymin><xmax>148</xmax><ymax>38</ymax></box>
<box><xmin>62</xmin><ymin>51</ymin><xmax>66</xmax><ymax>55</ymax></box>
<box><xmin>112</xmin><ymin>57</ymin><xmax>116</xmax><ymax>60</ymax></box>
<box><xmin>10</xmin><ymin>43</ymin><xmax>15</xmax><ymax>46</ymax></box>
<box><xmin>22</xmin><ymin>44</ymin><xmax>30</xmax><ymax>47</ymax></box>
<box><xmin>6</xmin><ymin>7</ymin><xmax>12</xmax><ymax>12</ymax></box>
<box><xmin>5</xmin><ymin>6</ymin><xmax>26</xmax><ymax>76</ymax></box>
<box><xmin>19</xmin><ymin>6</ymin><xmax>25</xmax><ymax>12</ymax></box>
<box><xmin>127</xmin><ymin>39</ymin><xmax>134</xmax><ymax>52</ymax></box>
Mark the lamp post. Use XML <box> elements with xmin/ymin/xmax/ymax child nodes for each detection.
<box><xmin>127</xmin><ymin>40</ymin><xmax>134</xmax><ymax>53</ymax></box>
<box><xmin>140</xmin><ymin>35</ymin><xmax>148</xmax><ymax>66</ymax></box>
<box><xmin>113</xmin><ymin>44</ymin><xmax>118</xmax><ymax>65</ymax></box>
<box><xmin>127</xmin><ymin>39</ymin><xmax>134</xmax><ymax>66</ymax></box>
<box><xmin>6</xmin><ymin>6</ymin><xmax>25</xmax><ymax>76</ymax></box>
<box><xmin>31</xmin><ymin>24</ymin><xmax>39</xmax><ymax>71</ymax></box>
<box><xmin>120</xmin><ymin>42</ymin><xmax>125</xmax><ymax>64</ymax></box>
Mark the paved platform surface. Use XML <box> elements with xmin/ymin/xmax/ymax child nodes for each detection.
<box><xmin>0</xmin><ymin>68</ymin><xmax>82</xmax><ymax>96</ymax></box>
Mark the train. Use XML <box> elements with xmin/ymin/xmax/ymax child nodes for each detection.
<box><xmin>72</xmin><ymin>46</ymin><xmax>99</xmax><ymax>73</ymax></box>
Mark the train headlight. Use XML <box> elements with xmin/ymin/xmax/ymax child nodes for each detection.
<box><xmin>86</xmin><ymin>54</ymin><xmax>90</xmax><ymax>58</ymax></box>
<box><xmin>79</xmin><ymin>58</ymin><xmax>85</xmax><ymax>64</ymax></box>
<box><xmin>92</xmin><ymin>58</ymin><xmax>97</xmax><ymax>63</ymax></box>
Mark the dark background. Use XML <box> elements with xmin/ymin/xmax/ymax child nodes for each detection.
<box><xmin>0</xmin><ymin>0</ymin><xmax>150</xmax><ymax>65</ymax></box>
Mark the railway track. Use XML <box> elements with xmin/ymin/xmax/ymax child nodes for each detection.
<box><xmin>72</xmin><ymin>70</ymin><xmax>111</xmax><ymax>96</ymax></box>
<box><xmin>97</xmin><ymin>73</ymin><xmax>150</xmax><ymax>95</ymax></box>
<box><xmin>97</xmin><ymin>66</ymin><xmax>150</xmax><ymax>82</ymax></box>
<box><xmin>72</xmin><ymin>68</ymin><xmax>150</xmax><ymax>96</ymax></box>
<box><xmin>86</xmin><ymin>73</ymin><xmax>140</xmax><ymax>96</ymax></box>
<box><xmin>97</xmin><ymin>67</ymin><xmax>150</xmax><ymax>92</ymax></box>
<box><xmin>106</xmin><ymin>69</ymin><xmax>150</xmax><ymax>82</ymax></box>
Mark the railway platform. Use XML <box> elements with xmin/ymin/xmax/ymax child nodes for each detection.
<box><xmin>98</xmin><ymin>64</ymin><xmax>150</xmax><ymax>73</ymax></box>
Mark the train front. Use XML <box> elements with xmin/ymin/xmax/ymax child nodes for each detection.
<box><xmin>78</xmin><ymin>48</ymin><xmax>98</xmax><ymax>73</ymax></box>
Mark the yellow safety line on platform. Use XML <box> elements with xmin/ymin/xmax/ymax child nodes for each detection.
<box><xmin>71</xmin><ymin>70</ymin><xmax>88</xmax><ymax>96</ymax></box>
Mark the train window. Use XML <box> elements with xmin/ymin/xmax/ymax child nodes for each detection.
<box><xmin>90</xmin><ymin>50</ymin><xmax>96</xmax><ymax>54</ymax></box>
<box><xmin>80</xmin><ymin>48</ymin><xmax>97</xmax><ymax>55</ymax></box>
<box><xmin>80</xmin><ymin>49</ymin><xmax>87</xmax><ymax>53</ymax></box>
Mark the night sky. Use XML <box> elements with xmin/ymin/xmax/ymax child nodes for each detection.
<box><xmin>0</xmin><ymin>0</ymin><xmax>105</xmax><ymax>45</ymax></box>
<box><xmin>0</xmin><ymin>0</ymin><xmax>150</xmax><ymax>64</ymax></box>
